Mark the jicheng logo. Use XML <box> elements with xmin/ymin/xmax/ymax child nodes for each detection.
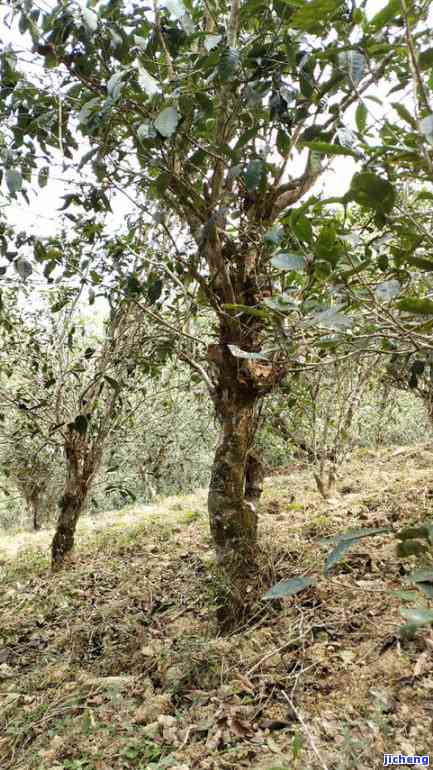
<box><xmin>383</xmin><ymin>755</ymin><xmax>429</xmax><ymax>766</ymax></box>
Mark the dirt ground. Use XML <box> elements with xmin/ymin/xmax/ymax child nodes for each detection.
<box><xmin>1</xmin><ymin>445</ymin><xmax>433</xmax><ymax>770</ymax></box>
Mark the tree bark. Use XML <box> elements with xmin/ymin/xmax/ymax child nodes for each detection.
<box><xmin>51</xmin><ymin>435</ymin><xmax>97</xmax><ymax>571</ymax></box>
<box><xmin>314</xmin><ymin>468</ymin><xmax>336</xmax><ymax>500</ymax></box>
<box><xmin>207</xmin><ymin>342</ymin><xmax>283</xmax><ymax>631</ymax></box>
<box><xmin>245</xmin><ymin>448</ymin><xmax>265</xmax><ymax>502</ymax></box>
<box><xmin>208</xmin><ymin>396</ymin><xmax>260</xmax><ymax>632</ymax></box>
<box><xmin>51</xmin><ymin>489</ymin><xmax>86</xmax><ymax>571</ymax></box>
<box><xmin>208</xmin><ymin>399</ymin><xmax>259</xmax><ymax>567</ymax></box>
<box><xmin>22</xmin><ymin>483</ymin><xmax>44</xmax><ymax>531</ymax></box>
<box><xmin>30</xmin><ymin>494</ymin><xmax>42</xmax><ymax>531</ymax></box>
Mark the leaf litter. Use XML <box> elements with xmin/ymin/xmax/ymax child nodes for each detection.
<box><xmin>1</xmin><ymin>446</ymin><xmax>433</xmax><ymax>769</ymax></box>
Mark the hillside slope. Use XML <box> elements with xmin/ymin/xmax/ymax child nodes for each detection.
<box><xmin>1</xmin><ymin>446</ymin><xmax>433</xmax><ymax>770</ymax></box>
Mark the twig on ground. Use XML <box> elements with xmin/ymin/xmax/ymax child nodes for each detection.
<box><xmin>282</xmin><ymin>690</ymin><xmax>330</xmax><ymax>770</ymax></box>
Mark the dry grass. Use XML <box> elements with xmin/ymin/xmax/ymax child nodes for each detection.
<box><xmin>0</xmin><ymin>489</ymin><xmax>209</xmax><ymax>562</ymax></box>
<box><xmin>1</xmin><ymin>446</ymin><xmax>433</xmax><ymax>770</ymax></box>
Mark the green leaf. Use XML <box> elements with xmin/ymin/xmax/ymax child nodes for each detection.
<box><xmin>126</xmin><ymin>274</ymin><xmax>142</xmax><ymax>296</ymax></box>
<box><xmin>147</xmin><ymin>277</ymin><xmax>163</xmax><ymax>303</ymax></box>
<box><xmin>262</xmin><ymin>575</ymin><xmax>317</xmax><ymax>600</ymax></box>
<box><xmin>104</xmin><ymin>375</ymin><xmax>121</xmax><ymax>392</ymax></box>
<box><xmin>73</xmin><ymin>415</ymin><xmax>88</xmax><ymax>435</ymax></box>
<box><xmin>154</xmin><ymin>106</ymin><xmax>180</xmax><ymax>138</ymax></box>
<box><xmin>165</xmin><ymin>0</ymin><xmax>186</xmax><ymax>19</ymax></box>
<box><xmin>308</xmin><ymin>307</ymin><xmax>352</xmax><ymax>330</ymax></box>
<box><xmin>14</xmin><ymin>257</ymin><xmax>32</xmax><ymax>281</ymax></box>
<box><xmin>400</xmin><ymin>607</ymin><xmax>433</xmax><ymax>626</ymax></box>
<box><xmin>107</xmin><ymin>70</ymin><xmax>127</xmax><ymax>100</ymax></box>
<box><xmin>397</xmin><ymin>540</ymin><xmax>428</xmax><ymax>557</ymax></box>
<box><xmin>355</xmin><ymin>103</ymin><xmax>367</xmax><ymax>133</ymax></box>
<box><xmin>419</xmin><ymin>47</ymin><xmax>433</xmax><ymax>70</ymax></box>
<box><xmin>137</xmin><ymin>67</ymin><xmax>160</xmax><ymax>96</ymax></box>
<box><xmin>323</xmin><ymin>529</ymin><xmax>389</xmax><ymax>575</ymax></box>
<box><xmin>78</xmin><ymin>148</ymin><xmax>98</xmax><ymax>170</ymax></box>
<box><xmin>38</xmin><ymin>166</ymin><xmax>49</xmax><ymax>188</ymax></box>
<box><xmin>290</xmin><ymin>210</ymin><xmax>313</xmax><ymax>243</ymax></box>
<box><xmin>78</xmin><ymin>97</ymin><xmax>102</xmax><ymax>126</ymax></box>
<box><xmin>347</xmin><ymin>172</ymin><xmax>396</xmax><ymax>214</ymax></box>
<box><xmin>392</xmin><ymin>102</ymin><xmax>417</xmax><ymax>129</ymax></box>
<box><xmin>137</xmin><ymin>122</ymin><xmax>157</xmax><ymax>141</ymax></box>
<box><xmin>411</xmin><ymin>569</ymin><xmax>433</xmax><ymax>584</ymax></box>
<box><xmin>365</xmin><ymin>95</ymin><xmax>383</xmax><ymax>106</ymax></box>
<box><xmin>204</xmin><ymin>34</ymin><xmax>222</xmax><ymax>52</ymax></box>
<box><xmin>303</xmin><ymin>140</ymin><xmax>359</xmax><ymax>158</ymax></box>
<box><xmin>415</xmin><ymin>582</ymin><xmax>433</xmax><ymax>599</ymax></box>
<box><xmin>338</xmin><ymin>50</ymin><xmax>365</xmax><ymax>85</ymax></box>
<box><xmin>263</xmin><ymin>296</ymin><xmax>298</xmax><ymax>313</ymax></box>
<box><xmin>264</xmin><ymin>226</ymin><xmax>283</xmax><ymax>245</ymax></box>
<box><xmin>226</xmin><ymin>165</ymin><xmax>242</xmax><ymax>182</ymax></box>
<box><xmin>218</xmin><ymin>47</ymin><xmax>240</xmax><ymax>80</ymax></box>
<box><xmin>6</xmin><ymin>168</ymin><xmax>23</xmax><ymax>195</ymax></box>
<box><xmin>43</xmin><ymin>261</ymin><xmax>56</xmax><ymax>279</ymax></box>
<box><xmin>405</xmin><ymin>256</ymin><xmax>433</xmax><ymax>271</ymax></box>
<box><xmin>398</xmin><ymin>623</ymin><xmax>420</xmax><ymax>640</ymax></box>
<box><xmin>82</xmin><ymin>7</ymin><xmax>98</xmax><ymax>31</ymax></box>
<box><xmin>397</xmin><ymin>526</ymin><xmax>433</xmax><ymax>542</ymax></box>
<box><xmin>51</xmin><ymin>298</ymin><xmax>69</xmax><ymax>312</ymax></box>
<box><xmin>316</xmin><ymin>334</ymin><xmax>339</xmax><ymax>349</ymax></box>
<box><xmin>245</xmin><ymin>159</ymin><xmax>266</xmax><ymax>192</ymax></box>
<box><xmin>320</xmin><ymin>527</ymin><xmax>391</xmax><ymax>545</ymax></box>
<box><xmin>290</xmin><ymin>0</ymin><xmax>344</xmax><ymax>33</ymax></box>
<box><xmin>277</xmin><ymin>128</ymin><xmax>291</xmax><ymax>156</ymax></box>
<box><xmin>109</xmin><ymin>29</ymin><xmax>123</xmax><ymax>49</ymax></box>
<box><xmin>324</xmin><ymin>539</ymin><xmax>355</xmax><ymax>574</ymax></box>
<box><xmin>370</xmin><ymin>0</ymin><xmax>400</xmax><ymax>31</ymax></box>
<box><xmin>235</xmin><ymin>127</ymin><xmax>258</xmax><ymax>152</ymax></box>
<box><xmin>420</xmin><ymin>114</ymin><xmax>433</xmax><ymax>146</ymax></box>
<box><xmin>271</xmin><ymin>252</ymin><xmax>305</xmax><ymax>271</ymax></box>
<box><xmin>388</xmin><ymin>590</ymin><xmax>421</xmax><ymax>602</ymax></box>
<box><xmin>397</xmin><ymin>297</ymin><xmax>433</xmax><ymax>315</ymax></box>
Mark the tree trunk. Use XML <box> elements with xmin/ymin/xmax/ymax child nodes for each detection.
<box><xmin>25</xmin><ymin>486</ymin><xmax>43</xmax><ymax>531</ymax></box>
<box><xmin>208</xmin><ymin>398</ymin><xmax>260</xmax><ymax>632</ymax></box>
<box><xmin>30</xmin><ymin>496</ymin><xmax>41</xmax><ymax>531</ymax></box>
<box><xmin>207</xmin><ymin>342</ymin><xmax>283</xmax><ymax>631</ymax></box>
<box><xmin>245</xmin><ymin>448</ymin><xmax>265</xmax><ymax>502</ymax></box>
<box><xmin>314</xmin><ymin>466</ymin><xmax>337</xmax><ymax>499</ymax></box>
<box><xmin>51</xmin><ymin>488</ymin><xmax>86</xmax><ymax>571</ymax></box>
<box><xmin>208</xmin><ymin>399</ymin><xmax>259</xmax><ymax>567</ymax></box>
<box><xmin>51</xmin><ymin>435</ymin><xmax>96</xmax><ymax>572</ymax></box>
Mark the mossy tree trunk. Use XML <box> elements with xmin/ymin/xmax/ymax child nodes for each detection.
<box><xmin>207</xmin><ymin>326</ymin><xmax>283</xmax><ymax>630</ymax></box>
<box><xmin>51</xmin><ymin>488</ymin><xmax>87</xmax><ymax>570</ymax></box>
<box><xmin>29</xmin><ymin>490</ymin><xmax>42</xmax><ymax>531</ymax></box>
<box><xmin>51</xmin><ymin>434</ymin><xmax>101</xmax><ymax>572</ymax></box>
<box><xmin>208</xmin><ymin>390</ymin><xmax>259</xmax><ymax>568</ymax></box>
<box><xmin>245</xmin><ymin>448</ymin><xmax>265</xmax><ymax>503</ymax></box>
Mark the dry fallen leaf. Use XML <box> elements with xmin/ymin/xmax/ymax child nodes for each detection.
<box><xmin>414</xmin><ymin>651</ymin><xmax>430</xmax><ymax>678</ymax></box>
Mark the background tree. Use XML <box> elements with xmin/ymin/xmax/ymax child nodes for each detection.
<box><xmin>98</xmin><ymin>360</ymin><xmax>215</xmax><ymax>504</ymax></box>
<box><xmin>0</xmin><ymin>292</ymin><xmax>156</xmax><ymax>569</ymax></box>
<box><xmin>386</xmin><ymin>350</ymin><xmax>433</xmax><ymax>429</ymax></box>
<box><xmin>0</xmin><ymin>438</ymin><xmax>62</xmax><ymax>530</ymax></box>
<box><xmin>268</xmin><ymin>352</ymin><xmax>380</xmax><ymax>498</ymax></box>
<box><xmin>5</xmin><ymin>0</ymin><xmax>433</xmax><ymax>624</ymax></box>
